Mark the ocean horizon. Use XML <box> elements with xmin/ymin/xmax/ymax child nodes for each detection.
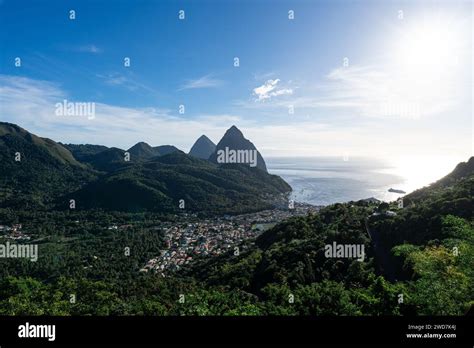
<box><xmin>267</xmin><ymin>156</ymin><xmax>431</xmax><ymax>206</ymax></box>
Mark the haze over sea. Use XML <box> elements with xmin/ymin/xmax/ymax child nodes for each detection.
<box><xmin>266</xmin><ymin>156</ymin><xmax>457</xmax><ymax>206</ymax></box>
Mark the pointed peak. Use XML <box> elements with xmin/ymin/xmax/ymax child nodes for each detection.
<box><xmin>189</xmin><ymin>134</ymin><xmax>216</xmax><ymax>159</ymax></box>
<box><xmin>224</xmin><ymin>125</ymin><xmax>243</xmax><ymax>137</ymax></box>
<box><xmin>210</xmin><ymin>125</ymin><xmax>268</xmax><ymax>172</ymax></box>
<box><xmin>195</xmin><ymin>134</ymin><xmax>215</xmax><ymax>145</ymax></box>
<box><xmin>193</xmin><ymin>134</ymin><xmax>207</xmax><ymax>143</ymax></box>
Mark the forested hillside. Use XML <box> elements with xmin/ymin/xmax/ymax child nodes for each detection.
<box><xmin>1</xmin><ymin>156</ymin><xmax>471</xmax><ymax>315</ymax></box>
<box><xmin>0</xmin><ymin>122</ymin><xmax>291</xmax><ymax>214</ymax></box>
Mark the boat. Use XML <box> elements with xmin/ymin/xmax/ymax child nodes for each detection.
<box><xmin>388</xmin><ymin>188</ymin><xmax>406</xmax><ymax>194</ymax></box>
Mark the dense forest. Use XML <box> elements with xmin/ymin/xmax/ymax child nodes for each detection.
<box><xmin>0</xmin><ymin>156</ymin><xmax>472</xmax><ymax>315</ymax></box>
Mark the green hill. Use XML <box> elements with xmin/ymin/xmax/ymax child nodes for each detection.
<box><xmin>154</xmin><ymin>145</ymin><xmax>180</xmax><ymax>156</ymax></box>
<box><xmin>70</xmin><ymin>151</ymin><xmax>291</xmax><ymax>214</ymax></box>
<box><xmin>127</xmin><ymin>143</ymin><xmax>181</xmax><ymax>161</ymax></box>
<box><xmin>0</xmin><ymin>123</ymin><xmax>291</xmax><ymax>214</ymax></box>
<box><xmin>127</xmin><ymin>142</ymin><xmax>160</xmax><ymax>160</ymax></box>
<box><xmin>186</xmin><ymin>157</ymin><xmax>474</xmax><ymax>315</ymax></box>
<box><xmin>0</xmin><ymin>123</ymin><xmax>82</xmax><ymax>166</ymax></box>
<box><xmin>62</xmin><ymin>143</ymin><xmax>109</xmax><ymax>162</ymax></box>
<box><xmin>81</xmin><ymin>147</ymin><xmax>128</xmax><ymax>172</ymax></box>
<box><xmin>0</xmin><ymin>122</ymin><xmax>96</xmax><ymax>209</ymax></box>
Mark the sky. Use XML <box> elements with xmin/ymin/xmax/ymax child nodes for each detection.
<box><xmin>0</xmin><ymin>0</ymin><xmax>472</xmax><ymax>169</ymax></box>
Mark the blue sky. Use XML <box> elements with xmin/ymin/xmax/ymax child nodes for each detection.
<box><xmin>0</xmin><ymin>0</ymin><xmax>472</xmax><ymax>169</ymax></box>
<box><xmin>1</xmin><ymin>0</ymin><xmax>380</xmax><ymax>109</ymax></box>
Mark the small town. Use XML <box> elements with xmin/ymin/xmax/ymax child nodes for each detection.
<box><xmin>0</xmin><ymin>224</ymin><xmax>30</xmax><ymax>241</ymax></box>
<box><xmin>140</xmin><ymin>203</ymin><xmax>320</xmax><ymax>276</ymax></box>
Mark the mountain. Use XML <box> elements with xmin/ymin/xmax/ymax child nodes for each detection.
<box><xmin>0</xmin><ymin>123</ymin><xmax>82</xmax><ymax>166</ymax></box>
<box><xmin>62</xmin><ymin>143</ymin><xmax>109</xmax><ymax>162</ymax></box>
<box><xmin>154</xmin><ymin>145</ymin><xmax>181</xmax><ymax>156</ymax></box>
<box><xmin>401</xmin><ymin>157</ymin><xmax>474</xmax><ymax>216</ymax></box>
<box><xmin>404</xmin><ymin>157</ymin><xmax>474</xmax><ymax>202</ymax></box>
<box><xmin>0</xmin><ymin>122</ymin><xmax>95</xmax><ymax>208</ymax></box>
<box><xmin>189</xmin><ymin>135</ymin><xmax>216</xmax><ymax>160</ymax></box>
<box><xmin>186</xmin><ymin>157</ymin><xmax>474</xmax><ymax>316</ymax></box>
<box><xmin>127</xmin><ymin>142</ymin><xmax>159</xmax><ymax>160</ymax></box>
<box><xmin>62</xmin><ymin>143</ymin><xmax>127</xmax><ymax>172</ymax></box>
<box><xmin>127</xmin><ymin>143</ymin><xmax>181</xmax><ymax>160</ymax></box>
<box><xmin>83</xmin><ymin>147</ymin><xmax>128</xmax><ymax>172</ymax></box>
<box><xmin>0</xmin><ymin>122</ymin><xmax>291</xmax><ymax>213</ymax></box>
<box><xmin>209</xmin><ymin>126</ymin><xmax>268</xmax><ymax>172</ymax></box>
<box><xmin>66</xmin><ymin>143</ymin><xmax>181</xmax><ymax>171</ymax></box>
<box><xmin>370</xmin><ymin>156</ymin><xmax>474</xmax><ymax>278</ymax></box>
<box><xmin>71</xmin><ymin>151</ymin><xmax>291</xmax><ymax>214</ymax></box>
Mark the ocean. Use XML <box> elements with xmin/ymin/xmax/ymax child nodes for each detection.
<box><xmin>266</xmin><ymin>157</ymin><xmax>410</xmax><ymax>206</ymax></box>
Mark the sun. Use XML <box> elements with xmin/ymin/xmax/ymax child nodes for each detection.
<box><xmin>375</xmin><ymin>10</ymin><xmax>471</xmax><ymax>121</ymax></box>
<box><xmin>395</xmin><ymin>15</ymin><xmax>463</xmax><ymax>70</ymax></box>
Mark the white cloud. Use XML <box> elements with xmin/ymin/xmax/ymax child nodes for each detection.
<box><xmin>244</xmin><ymin>62</ymin><xmax>464</xmax><ymax>122</ymax></box>
<box><xmin>0</xmin><ymin>75</ymin><xmax>233</xmax><ymax>151</ymax></box>
<box><xmin>0</xmin><ymin>74</ymin><xmax>470</xmax><ymax>160</ymax></box>
<box><xmin>253</xmin><ymin>79</ymin><xmax>293</xmax><ymax>101</ymax></box>
<box><xmin>315</xmin><ymin>63</ymin><xmax>461</xmax><ymax>119</ymax></box>
<box><xmin>179</xmin><ymin>75</ymin><xmax>223</xmax><ymax>90</ymax></box>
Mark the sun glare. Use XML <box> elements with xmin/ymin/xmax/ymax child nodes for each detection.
<box><xmin>390</xmin><ymin>155</ymin><xmax>464</xmax><ymax>193</ymax></box>
<box><xmin>383</xmin><ymin>11</ymin><xmax>469</xmax><ymax>116</ymax></box>
<box><xmin>395</xmin><ymin>17</ymin><xmax>463</xmax><ymax>70</ymax></box>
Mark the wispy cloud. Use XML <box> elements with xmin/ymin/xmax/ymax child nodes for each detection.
<box><xmin>0</xmin><ymin>75</ymin><xmax>235</xmax><ymax>151</ymax></box>
<box><xmin>253</xmin><ymin>71</ymin><xmax>277</xmax><ymax>81</ymax></box>
<box><xmin>179</xmin><ymin>75</ymin><xmax>223</xmax><ymax>90</ymax></box>
<box><xmin>74</xmin><ymin>44</ymin><xmax>102</xmax><ymax>54</ymax></box>
<box><xmin>1</xmin><ymin>74</ymin><xmax>469</xmax><ymax>159</ymax></box>
<box><xmin>244</xmin><ymin>62</ymin><xmax>461</xmax><ymax>121</ymax></box>
<box><xmin>96</xmin><ymin>73</ymin><xmax>159</xmax><ymax>94</ymax></box>
<box><xmin>77</xmin><ymin>45</ymin><xmax>102</xmax><ymax>54</ymax></box>
<box><xmin>313</xmin><ymin>63</ymin><xmax>459</xmax><ymax>119</ymax></box>
<box><xmin>97</xmin><ymin>73</ymin><xmax>127</xmax><ymax>86</ymax></box>
<box><xmin>253</xmin><ymin>79</ymin><xmax>293</xmax><ymax>101</ymax></box>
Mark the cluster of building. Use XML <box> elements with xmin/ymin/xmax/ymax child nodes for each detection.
<box><xmin>0</xmin><ymin>224</ymin><xmax>30</xmax><ymax>240</ymax></box>
<box><xmin>140</xmin><ymin>203</ymin><xmax>320</xmax><ymax>276</ymax></box>
<box><xmin>140</xmin><ymin>221</ymin><xmax>255</xmax><ymax>274</ymax></box>
<box><xmin>371</xmin><ymin>210</ymin><xmax>397</xmax><ymax>217</ymax></box>
<box><xmin>106</xmin><ymin>224</ymin><xmax>133</xmax><ymax>230</ymax></box>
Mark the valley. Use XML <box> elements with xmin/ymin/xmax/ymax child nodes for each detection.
<box><xmin>0</xmin><ymin>121</ymin><xmax>472</xmax><ymax>316</ymax></box>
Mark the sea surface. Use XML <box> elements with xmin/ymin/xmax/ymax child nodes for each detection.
<box><xmin>266</xmin><ymin>157</ymin><xmax>409</xmax><ymax>206</ymax></box>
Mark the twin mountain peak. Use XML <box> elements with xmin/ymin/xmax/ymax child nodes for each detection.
<box><xmin>0</xmin><ymin>122</ymin><xmax>267</xmax><ymax>172</ymax></box>
<box><xmin>0</xmin><ymin>122</ymin><xmax>286</xmax><ymax>213</ymax></box>
<box><xmin>125</xmin><ymin>125</ymin><xmax>268</xmax><ymax>172</ymax></box>
<box><xmin>190</xmin><ymin>126</ymin><xmax>267</xmax><ymax>171</ymax></box>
